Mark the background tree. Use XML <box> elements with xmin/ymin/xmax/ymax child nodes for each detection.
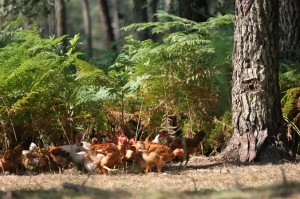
<box><xmin>133</xmin><ymin>0</ymin><xmax>150</xmax><ymax>40</ymax></box>
<box><xmin>81</xmin><ymin>0</ymin><xmax>92</xmax><ymax>57</ymax></box>
<box><xmin>279</xmin><ymin>0</ymin><xmax>300</xmax><ymax>62</ymax></box>
<box><xmin>279</xmin><ymin>0</ymin><xmax>300</xmax><ymax>159</ymax></box>
<box><xmin>55</xmin><ymin>0</ymin><xmax>67</xmax><ymax>37</ymax></box>
<box><xmin>55</xmin><ymin>0</ymin><xmax>67</xmax><ymax>51</ymax></box>
<box><xmin>221</xmin><ymin>0</ymin><xmax>289</xmax><ymax>163</ymax></box>
<box><xmin>97</xmin><ymin>0</ymin><xmax>116</xmax><ymax>50</ymax></box>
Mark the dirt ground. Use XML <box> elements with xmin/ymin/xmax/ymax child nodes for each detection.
<box><xmin>0</xmin><ymin>157</ymin><xmax>300</xmax><ymax>199</ymax></box>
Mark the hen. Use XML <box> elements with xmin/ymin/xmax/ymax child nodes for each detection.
<box><xmin>49</xmin><ymin>143</ymin><xmax>87</xmax><ymax>172</ymax></box>
<box><xmin>132</xmin><ymin>136</ymin><xmax>175</xmax><ymax>173</ymax></box>
<box><xmin>169</xmin><ymin>131</ymin><xmax>206</xmax><ymax>169</ymax></box>
<box><xmin>134</xmin><ymin>150</ymin><xmax>163</xmax><ymax>173</ymax></box>
<box><xmin>22</xmin><ymin>143</ymin><xmax>58</xmax><ymax>173</ymax></box>
<box><xmin>84</xmin><ymin>142</ymin><xmax>121</xmax><ymax>174</ymax></box>
<box><xmin>0</xmin><ymin>145</ymin><xmax>23</xmax><ymax>174</ymax></box>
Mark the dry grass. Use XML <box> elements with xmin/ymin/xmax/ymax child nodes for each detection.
<box><xmin>0</xmin><ymin>158</ymin><xmax>300</xmax><ymax>199</ymax></box>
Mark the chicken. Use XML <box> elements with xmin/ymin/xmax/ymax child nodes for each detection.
<box><xmin>152</xmin><ymin>134</ymin><xmax>160</xmax><ymax>144</ymax></box>
<box><xmin>49</xmin><ymin>145</ymin><xmax>72</xmax><ymax>172</ymax></box>
<box><xmin>50</xmin><ymin>143</ymin><xmax>87</xmax><ymax>172</ymax></box>
<box><xmin>141</xmin><ymin>134</ymin><xmax>176</xmax><ymax>164</ymax></box>
<box><xmin>82</xmin><ymin>149</ymin><xmax>105</xmax><ymax>175</ymax></box>
<box><xmin>169</xmin><ymin>130</ymin><xmax>206</xmax><ymax>169</ymax></box>
<box><xmin>146</xmin><ymin>143</ymin><xmax>175</xmax><ymax>165</ymax></box>
<box><xmin>131</xmin><ymin>136</ymin><xmax>175</xmax><ymax>173</ymax></box>
<box><xmin>60</xmin><ymin>144</ymin><xmax>87</xmax><ymax>167</ymax></box>
<box><xmin>134</xmin><ymin>150</ymin><xmax>163</xmax><ymax>173</ymax></box>
<box><xmin>117</xmin><ymin>134</ymin><xmax>129</xmax><ymax>171</ymax></box>
<box><xmin>85</xmin><ymin>143</ymin><xmax>121</xmax><ymax>174</ymax></box>
<box><xmin>0</xmin><ymin>145</ymin><xmax>23</xmax><ymax>174</ymax></box>
<box><xmin>22</xmin><ymin>143</ymin><xmax>58</xmax><ymax>173</ymax></box>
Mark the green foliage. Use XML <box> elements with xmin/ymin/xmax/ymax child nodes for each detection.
<box><xmin>280</xmin><ymin>62</ymin><xmax>300</xmax><ymax>93</ymax></box>
<box><xmin>0</xmin><ymin>27</ymin><xmax>111</xmax><ymax>146</ymax></box>
<box><xmin>0</xmin><ymin>0</ymin><xmax>52</xmax><ymax>30</ymax></box>
<box><xmin>120</xmin><ymin>12</ymin><xmax>234</xmax><ymax>131</ymax></box>
<box><xmin>205</xmin><ymin>111</ymin><xmax>232</xmax><ymax>156</ymax></box>
<box><xmin>281</xmin><ymin>87</ymin><xmax>300</xmax><ymax>117</ymax></box>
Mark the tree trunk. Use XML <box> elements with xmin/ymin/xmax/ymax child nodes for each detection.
<box><xmin>81</xmin><ymin>0</ymin><xmax>92</xmax><ymax>57</ymax></box>
<box><xmin>97</xmin><ymin>0</ymin><xmax>116</xmax><ymax>50</ymax></box>
<box><xmin>55</xmin><ymin>0</ymin><xmax>67</xmax><ymax>52</ymax></box>
<box><xmin>279</xmin><ymin>0</ymin><xmax>300</xmax><ymax>61</ymax></box>
<box><xmin>150</xmin><ymin>0</ymin><xmax>158</xmax><ymax>41</ymax></box>
<box><xmin>48</xmin><ymin>4</ymin><xmax>56</xmax><ymax>37</ymax></box>
<box><xmin>133</xmin><ymin>0</ymin><xmax>149</xmax><ymax>40</ymax></box>
<box><xmin>111</xmin><ymin>0</ymin><xmax>120</xmax><ymax>41</ymax></box>
<box><xmin>221</xmin><ymin>0</ymin><xmax>289</xmax><ymax>163</ymax></box>
<box><xmin>111</xmin><ymin>0</ymin><xmax>120</xmax><ymax>50</ymax></box>
<box><xmin>55</xmin><ymin>0</ymin><xmax>67</xmax><ymax>37</ymax></box>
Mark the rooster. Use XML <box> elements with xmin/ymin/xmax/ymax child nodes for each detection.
<box><xmin>169</xmin><ymin>131</ymin><xmax>206</xmax><ymax>169</ymax></box>
<box><xmin>0</xmin><ymin>145</ymin><xmax>23</xmax><ymax>174</ymax></box>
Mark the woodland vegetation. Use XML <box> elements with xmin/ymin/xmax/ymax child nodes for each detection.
<box><xmin>0</xmin><ymin>0</ymin><xmax>299</xmax><ymax>163</ymax></box>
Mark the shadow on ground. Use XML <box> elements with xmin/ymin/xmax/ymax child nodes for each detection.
<box><xmin>1</xmin><ymin>182</ymin><xmax>300</xmax><ymax>199</ymax></box>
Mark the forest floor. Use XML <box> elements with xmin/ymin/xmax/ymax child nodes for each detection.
<box><xmin>0</xmin><ymin>156</ymin><xmax>300</xmax><ymax>199</ymax></box>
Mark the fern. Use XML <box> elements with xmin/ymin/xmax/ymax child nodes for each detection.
<box><xmin>118</xmin><ymin>12</ymin><xmax>234</xmax><ymax>131</ymax></box>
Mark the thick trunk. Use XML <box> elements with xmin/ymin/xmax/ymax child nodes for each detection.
<box><xmin>81</xmin><ymin>0</ymin><xmax>92</xmax><ymax>57</ymax></box>
<box><xmin>97</xmin><ymin>0</ymin><xmax>116</xmax><ymax>50</ymax></box>
<box><xmin>222</xmin><ymin>0</ymin><xmax>288</xmax><ymax>163</ymax></box>
<box><xmin>279</xmin><ymin>0</ymin><xmax>300</xmax><ymax>61</ymax></box>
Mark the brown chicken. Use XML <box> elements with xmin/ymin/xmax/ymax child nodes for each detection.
<box><xmin>134</xmin><ymin>149</ymin><xmax>163</xmax><ymax>173</ymax></box>
<box><xmin>22</xmin><ymin>145</ymin><xmax>59</xmax><ymax>173</ymax></box>
<box><xmin>48</xmin><ymin>145</ymin><xmax>72</xmax><ymax>172</ymax></box>
<box><xmin>86</xmin><ymin>143</ymin><xmax>121</xmax><ymax>174</ymax></box>
<box><xmin>132</xmin><ymin>136</ymin><xmax>175</xmax><ymax>173</ymax></box>
<box><xmin>0</xmin><ymin>145</ymin><xmax>23</xmax><ymax>174</ymax></box>
<box><xmin>169</xmin><ymin>131</ymin><xmax>206</xmax><ymax>169</ymax></box>
<box><xmin>142</xmin><ymin>135</ymin><xmax>176</xmax><ymax>164</ymax></box>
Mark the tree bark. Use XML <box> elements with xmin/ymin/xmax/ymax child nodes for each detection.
<box><xmin>133</xmin><ymin>0</ymin><xmax>149</xmax><ymax>40</ymax></box>
<box><xmin>81</xmin><ymin>0</ymin><xmax>92</xmax><ymax>57</ymax></box>
<box><xmin>279</xmin><ymin>0</ymin><xmax>300</xmax><ymax>61</ymax></box>
<box><xmin>55</xmin><ymin>0</ymin><xmax>67</xmax><ymax>37</ymax></box>
<box><xmin>97</xmin><ymin>0</ymin><xmax>116</xmax><ymax>50</ymax></box>
<box><xmin>48</xmin><ymin>4</ymin><xmax>56</xmax><ymax>37</ymax></box>
<box><xmin>54</xmin><ymin>0</ymin><xmax>67</xmax><ymax>52</ymax></box>
<box><xmin>222</xmin><ymin>0</ymin><xmax>289</xmax><ymax>163</ymax></box>
<box><xmin>111</xmin><ymin>0</ymin><xmax>120</xmax><ymax>41</ymax></box>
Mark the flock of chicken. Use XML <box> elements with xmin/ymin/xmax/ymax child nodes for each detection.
<box><xmin>0</xmin><ymin>131</ymin><xmax>205</xmax><ymax>175</ymax></box>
